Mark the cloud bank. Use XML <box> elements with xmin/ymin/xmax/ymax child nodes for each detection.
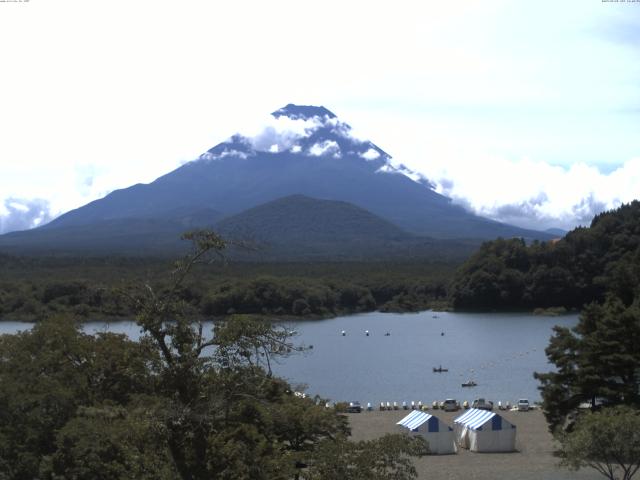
<box><xmin>0</xmin><ymin>198</ymin><xmax>55</xmax><ymax>235</ymax></box>
<box><xmin>426</xmin><ymin>156</ymin><xmax>640</xmax><ymax>231</ymax></box>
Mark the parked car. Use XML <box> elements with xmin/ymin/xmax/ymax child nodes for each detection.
<box><xmin>472</xmin><ymin>398</ymin><xmax>493</xmax><ymax>411</ymax></box>
<box><xmin>347</xmin><ymin>401</ymin><xmax>362</xmax><ymax>413</ymax></box>
<box><xmin>517</xmin><ymin>399</ymin><xmax>530</xmax><ymax>411</ymax></box>
<box><xmin>442</xmin><ymin>399</ymin><xmax>460</xmax><ymax>412</ymax></box>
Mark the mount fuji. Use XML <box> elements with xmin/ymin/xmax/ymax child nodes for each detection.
<box><xmin>0</xmin><ymin>104</ymin><xmax>552</xmax><ymax>257</ymax></box>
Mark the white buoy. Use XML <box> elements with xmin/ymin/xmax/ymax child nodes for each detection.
<box><xmin>341</xmin><ymin>330</ymin><xmax>346</xmax><ymax>336</ymax></box>
<box><xmin>365</xmin><ymin>330</ymin><xmax>369</xmax><ymax>336</ymax></box>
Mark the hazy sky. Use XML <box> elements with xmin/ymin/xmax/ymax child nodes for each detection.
<box><xmin>1</xmin><ymin>0</ymin><xmax>639</xmax><ymax>233</ymax></box>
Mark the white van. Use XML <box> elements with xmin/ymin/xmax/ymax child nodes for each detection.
<box><xmin>517</xmin><ymin>399</ymin><xmax>530</xmax><ymax>411</ymax></box>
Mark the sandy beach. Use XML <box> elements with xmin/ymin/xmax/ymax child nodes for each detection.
<box><xmin>347</xmin><ymin>408</ymin><xmax>602</xmax><ymax>480</ymax></box>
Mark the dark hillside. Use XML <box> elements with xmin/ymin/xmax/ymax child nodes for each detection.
<box><xmin>449</xmin><ymin>201</ymin><xmax>640</xmax><ymax>310</ymax></box>
<box><xmin>215</xmin><ymin>195</ymin><xmax>477</xmax><ymax>261</ymax></box>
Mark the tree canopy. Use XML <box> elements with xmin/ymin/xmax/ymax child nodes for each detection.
<box><xmin>449</xmin><ymin>201</ymin><xmax>640</xmax><ymax>311</ymax></box>
<box><xmin>0</xmin><ymin>230</ymin><xmax>427</xmax><ymax>479</ymax></box>
<box><xmin>534</xmin><ymin>296</ymin><xmax>640</xmax><ymax>432</ymax></box>
<box><xmin>558</xmin><ymin>406</ymin><xmax>640</xmax><ymax>480</ymax></box>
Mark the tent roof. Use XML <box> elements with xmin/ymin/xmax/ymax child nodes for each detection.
<box><xmin>397</xmin><ymin>410</ymin><xmax>434</xmax><ymax>431</ymax></box>
<box><xmin>454</xmin><ymin>408</ymin><xmax>508</xmax><ymax>431</ymax></box>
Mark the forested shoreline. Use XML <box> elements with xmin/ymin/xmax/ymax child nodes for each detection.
<box><xmin>449</xmin><ymin>201</ymin><xmax>640</xmax><ymax>311</ymax></box>
<box><xmin>2</xmin><ymin>202</ymin><xmax>640</xmax><ymax>323</ymax></box>
<box><xmin>0</xmin><ymin>257</ymin><xmax>454</xmax><ymax>322</ymax></box>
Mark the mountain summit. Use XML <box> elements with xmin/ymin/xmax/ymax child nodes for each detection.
<box><xmin>0</xmin><ymin>104</ymin><xmax>552</xmax><ymax>256</ymax></box>
<box><xmin>272</xmin><ymin>104</ymin><xmax>336</xmax><ymax>120</ymax></box>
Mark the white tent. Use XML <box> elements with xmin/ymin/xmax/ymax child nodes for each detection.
<box><xmin>396</xmin><ymin>410</ymin><xmax>456</xmax><ymax>454</ymax></box>
<box><xmin>453</xmin><ymin>408</ymin><xmax>516</xmax><ymax>452</ymax></box>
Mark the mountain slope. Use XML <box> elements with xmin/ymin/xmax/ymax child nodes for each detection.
<box><xmin>0</xmin><ymin>195</ymin><xmax>477</xmax><ymax>260</ymax></box>
<box><xmin>216</xmin><ymin>194</ymin><xmax>407</xmax><ymax>243</ymax></box>
<box><xmin>0</xmin><ymin>104</ymin><xmax>553</xmax><ymax>257</ymax></box>
<box><xmin>0</xmin><ymin>208</ymin><xmax>222</xmax><ymax>255</ymax></box>
<box><xmin>40</xmin><ymin>104</ymin><xmax>552</xmax><ymax>240</ymax></box>
<box><xmin>214</xmin><ymin>195</ymin><xmax>476</xmax><ymax>261</ymax></box>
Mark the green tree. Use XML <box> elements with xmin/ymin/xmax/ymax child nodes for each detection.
<box><xmin>558</xmin><ymin>406</ymin><xmax>640</xmax><ymax>480</ymax></box>
<box><xmin>303</xmin><ymin>434</ymin><xmax>428</xmax><ymax>480</ymax></box>
<box><xmin>40</xmin><ymin>403</ymin><xmax>175</xmax><ymax>480</ymax></box>
<box><xmin>535</xmin><ymin>296</ymin><xmax>640</xmax><ymax>432</ymax></box>
<box><xmin>0</xmin><ymin>317</ymin><xmax>154</xmax><ymax>479</ymax></box>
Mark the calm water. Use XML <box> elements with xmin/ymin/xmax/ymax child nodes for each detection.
<box><xmin>0</xmin><ymin>311</ymin><xmax>579</xmax><ymax>405</ymax></box>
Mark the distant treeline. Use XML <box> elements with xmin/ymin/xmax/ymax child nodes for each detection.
<box><xmin>5</xmin><ymin>201</ymin><xmax>639</xmax><ymax>321</ymax></box>
<box><xmin>449</xmin><ymin>201</ymin><xmax>640</xmax><ymax>310</ymax></box>
<box><xmin>0</xmin><ymin>258</ymin><xmax>454</xmax><ymax>321</ymax></box>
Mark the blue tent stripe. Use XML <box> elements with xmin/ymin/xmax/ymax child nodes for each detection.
<box><xmin>454</xmin><ymin>408</ymin><xmax>502</xmax><ymax>431</ymax></box>
<box><xmin>397</xmin><ymin>411</ymin><xmax>434</xmax><ymax>431</ymax></box>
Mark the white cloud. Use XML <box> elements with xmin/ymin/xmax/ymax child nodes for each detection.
<box><xmin>7</xmin><ymin>202</ymin><xmax>29</xmax><ymax>213</ymax></box>
<box><xmin>308</xmin><ymin>140</ymin><xmax>341</xmax><ymax>158</ymax></box>
<box><xmin>360</xmin><ymin>148</ymin><xmax>380</xmax><ymax>160</ymax></box>
<box><xmin>246</xmin><ymin>115</ymin><xmax>324</xmax><ymax>153</ymax></box>
<box><xmin>0</xmin><ymin>198</ymin><xmax>55</xmax><ymax>234</ymax></box>
<box><xmin>200</xmin><ymin>149</ymin><xmax>250</xmax><ymax>161</ymax></box>
<box><xmin>423</xmin><ymin>155</ymin><xmax>640</xmax><ymax>231</ymax></box>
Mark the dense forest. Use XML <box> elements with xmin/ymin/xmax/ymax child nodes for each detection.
<box><xmin>449</xmin><ymin>201</ymin><xmax>640</xmax><ymax>311</ymax></box>
<box><xmin>528</xmin><ymin>206</ymin><xmax>640</xmax><ymax>479</ymax></box>
<box><xmin>0</xmin><ymin>255</ymin><xmax>454</xmax><ymax>321</ymax></box>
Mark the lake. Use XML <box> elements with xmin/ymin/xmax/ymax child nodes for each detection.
<box><xmin>0</xmin><ymin>311</ymin><xmax>579</xmax><ymax>406</ymax></box>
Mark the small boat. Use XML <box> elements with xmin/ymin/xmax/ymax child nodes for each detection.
<box><xmin>433</xmin><ymin>366</ymin><xmax>448</xmax><ymax>373</ymax></box>
<box><xmin>461</xmin><ymin>380</ymin><xmax>477</xmax><ymax>387</ymax></box>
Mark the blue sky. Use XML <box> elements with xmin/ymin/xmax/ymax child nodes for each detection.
<box><xmin>0</xmin><ymin>0</ymin><xmax>639</xmax><ymax>233</ymax></box>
